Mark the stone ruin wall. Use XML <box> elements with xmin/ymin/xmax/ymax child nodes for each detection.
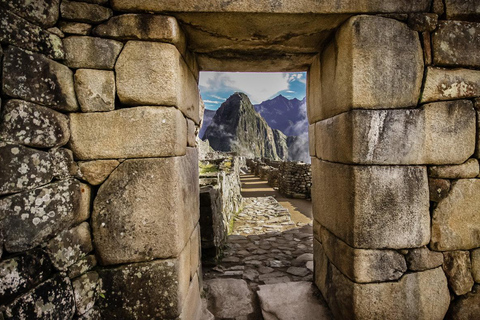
<box><xmin>309</xmin><ymin>4</ymin><xmax>480</xmax><ymax>319</ymax></box>
<box><xmin>0</xmin><ymin>1</ymin><xmax>202</xmax><ymax>319</ymax></box>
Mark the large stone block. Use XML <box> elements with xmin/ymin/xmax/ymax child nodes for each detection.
<box><xmin>443</xmin><ymin>251</ymin><xmax>474</xmax><ymax>296</ymax></box>
<box><xmin>307</xmin><ymin>54</ymin><xmax>321</xmax><ymax>124</ymax></box>
<box><xmin>317</xmin><ymin>224</ymin><xmax>406</xmax><ymax>283</ymax></box>
<box><xmin>98</xmin><ymin>251</ymin><xmax>190</xmax><ymax>319</ymax></box>
<box><xmin>405</xmin><ymin>247</ymin><xmax>444</xmax><ymax>271</ymax></box>
<box><xmin>446</xmin><ymin>285</ymin><xmax>480</xmax><ymax>319</ymax></box>
<box><xmin>92</xmin><ymin>148</ymin><xmax>198</xmax><ymax>265</ymax></box>
<box><xmin>69</xmin><ymin>107</ymin><xmax>187</xmax><ymax>160</ymax></box>
<box><xmin>2</xmin><ymin>46</ymin><xmax>78</xmax><ymax>112</ymax></box>
<box><xmin>59</xmin><ymin>21</ymin><xmax>93</xmax><ymax>35</ymax></box>
<box><xmin>472</xmin><ymin>248</ymin><xmax>480</xmax><ymax>283</ymax></box>
<box><xmin>433</xmin><ymin>21</ymin><xmax>480</xmax><ymax>68</ymax></box>
<box><xmin>0</xmin><ymin>248</ymin><xmax>54</xmax><ymax>303</ymax></box>
<box><xmin>115</xmin><ymin>41</ymin><xmax>200</xmax><ymax>123</ymax></box>
<box><xmin>179</xmin><ymin>275</ymin><xmax>202</xmax><ymax>320</ymax></box>
<box><xmin>431</xmin><ymin>179</ymin><xmax>480</xmax><ymax>251</ymax></box>
<box><xmin>0</xmin><ymin>8</ymin><xmax>64</xmax><ymax>60</ymax></box>
<box><xmin>315</xmin><ymin>100</ymin><xmax>476</xmax><ymax>165</ymax></box>
<box><xmin>73</xmin><ymin>271</ymin><xmax>99</xmax><ymax>315</ymax></box>
<box><xmin>0</xmin><ymin>179</ymin><xmax>91</xmax><ymax>252</ymax></box>
<box><xmin>308</xmin><ymin>124</ymin><xmax>315</xmax><ymax>156</ymax></box>
<box><xmin>0</xmin><ymin>0</ymin><xmax>59</xmax><ymax>28</ymax></box>
<box><xmin>422</xmin><ymin>67</ymin><xmax>480</xmax><ymax>103</ymax></box>
<box><xmin>445</xmin><ymin>0</ymin><xmax>480</xmax><ymax>21</ymax></box>
<box><xmin>312</xmin><ymin>158</ymin><xmax>430</xmax><ymax>249</ymax></box>
<box><xmin>320</xmin><ymin>15</ymin><xmax>423</xmax><ymax>120</ymax></box>
<box><xmin>63</xmin><ymin>36</ymin><xmax>123</xmax><ymax>69</ymax></box>
<box><xmin>74</xmin><ymin>69</ymin><xmax>115</xmax><ymax>112</ymax></box>
<box><xmin>204</xmin><ymin>279</ymin><xmax>255</xmax><ymax>319</ymax></box>
<box><xmin>4</xmin><ymin>275</ymin><xmax>75</xmax><ymax>319</ymax></box>
<box><xmin>60</xmin><ymin>1</ymin><xmax>112</xmax><ymax>24</ymax></box>
<box><xmin>77</xmin><ymin>160</ymin><xmax>120</xmax><ymax>185</ymax></box>
<box><xmin>428</xmin><ymin>158</ymin><xmax>479</xmax><ymax>179</ymax></box>
<box><xmin>0</xmin><ymin>99</ymin><xmax>70</xmax><ymax>148</ymax></box>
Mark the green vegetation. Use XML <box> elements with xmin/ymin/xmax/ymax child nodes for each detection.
<box><xmin>199</xmin><ymin>162</ymin><xmax>219</xmax><ymax>174</ymax></box>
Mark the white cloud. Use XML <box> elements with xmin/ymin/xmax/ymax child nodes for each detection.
<box><xmin>200</xmin><ymin>72</ymin><xmax>290</xmax><ymax>104</ymax></box>
<box><xmin>203</xmin><ymin>99</ymin><xmax>222</xmax><ymax>104</ymax></box>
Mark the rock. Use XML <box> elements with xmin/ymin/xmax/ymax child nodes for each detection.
<box><xmin>471</xmin><ymin>249</ymin><xmax>480</xmax><ymax>283</ymax></box>
<box><xmin>69</xmin><ymin>107</ymin><xmax>187</xmax><ymax>160</ymax></box>
<box><xmin>257</xmin><ymin>282</ymin><xmax>332</xmax><ymax>320</ymax></box>
<box><xmin>407</xmin><ymin>13</ymin><xmax>438</xmax><ymax>32</ymax></box>
<box><xmin>433</xmin><ymin>21</ymin><xmax>480</xmax><ymax>68</ymax></box>
<box><xmin>443</xmin><ymin>251</ymin><xmax>474</xmax><ymax>296</ymax></box>
<box><xmin>50</xmin><ymin>148</ymin><xmax>79</xmax><ymax>179</ymax></box>
<box><xmin>243</xmin><ymin>268</ymin><xmax>259</xmax><ymax>281</ymax></box>
<box><xmin>45</xmin><ymin>222</ymin><xmax>93</xmax><ymax>270</ymax></box>
<box><xmin>47</xmin><ymin>27</ymin><xmax>64</xmax><ymax>38</ymax></box>
<box><xmin>74</xmin><ymin>69</ymin><xmax>115</xmax><ymax>112</ymax></box>
<box><xmin>59</xmin><ymin>21</ymin><xmax>93</xmax><ymax>35</ymax></box>
<box><xmin>0</xmin><ymin>8</ymin><xmax>64</xmax><ymax>60</ymax></box>
<box><xmin>0</xmin><ymin>248</ymin><xmax>54</xmax><ymax>303</ymax></box>
<box><xmin>0</xmin><ymin>99</ymin><xmax>70</xmax><ymax>148</ymax></box>
<box><xmin>446</xmin><ymin>285</ymin><xmax>480</xmax><ymax>319</ymax></box>
<box><xmin>0</xmin><ymin>144</ymin><xmax>55</xmax><ymax>195</ymax></box>
<box><xmin>115</xmin><ymin>41</ymin><xmax>200</xmax><ymax>123</ymax></box>
<box><xmin>291</xmin><ymin>253</ymin><xmax>313</xmax><ymax>267</ymax></box>
<box><xmin>76</xmin><ymin>307</ymin><xmax>101</xmax><ymax>320</ymax></box>
<box><xmin>405</xmin><ymin>247</ymin><xmax>444</xmax><ymax>271</ymax></box>
<box><xmin>320</xmin><ymin>15</ymin><xmax>423</xmax><ymax>120</ymax></box>
<box><xmin>73</xmin><ymin>272</ymin><xmax>99</xmax><ymax>315</ymax></box>
<box><xmin>179</xmin><ymin>276</ymin><xmax>202</xmax><ymax>320</ymax></box>
<box><xmin>204</xmin><ymin>279</ymin><xmax>255</xmax><ymax>319</ymax></box>
<box><xmin>98</xmin><ymin>255</ymin><xmax>190</xmax><ymax>319</ymax></box>
<box><xmin>432</xmin><ymin>0</ymin><xmax>445</xmax><ymax>15</ymax></box>
<box><xmin>190</xmin><ymin>225</ymin><xmax>201</xmax><ymax>279</ymax></box>
<box><xmin>60</xmin><ymin>1</ymin><xmax>112</xmax><ymax>24</ymax></box>
<box><xmin>93</xmin><ymin>14</ymin><xmax>186</xmax><ymax>53</ymax></box>
<box><xmin>286</xmin><ymin>267</ymin><xmax>310</xmax><ymax>277</ymax></box>
<box><xmin>429</xmin><ymin>158</ymin><xmax>479</xmax><ymax>179</ymax></box>
<box><xmin>0</xmin><ymin>0</ymin><xmax>59</xmax><ymax>28</ymax></box>
<box><xmin>2</xmin><ymin>46</ymin><xmax>78</xmax><ymax>112</ymax></box>
<box><xmin>445</xmin><ymin>0</ymin><xmax>480</xmax><ymax>21</ymax></box>
<box><xmin>431</xmin><ymin>179</ymin><xmax>480</xmax><ymax>250</ymax></box>
<box><xmin>3</xmin><ymin>275</ymin><xmax>75</xmax><ymax>319</ymax></box>
<box><xmin>77</xmin><ymin>160</ymin><xmax>119</xmax><ymax>185</ymax></box>
<box><xmin>315</xmin><ymin>100</ymin><xmax>476</xmax><ymax>165</ymax></box>
<box><xmin>422</xmin><ymin>67</ymin><xmax>480</xmax><ymax>103</ymax></box>
<box><xmin>200</xmin><ymin>298</ymin><xmax>215</xmax><ymax>320</ymax></box>
<box><xmin>92</xmin><ymin>148</ymin><xmax>198</xmax><ymax>265</ymax></box>
<box><xmin>0</xmin><ymin>179</ymin><xmax>91</xmax><ymax>252</ymax></box>
<box><xmin>68</xmin><ymin>255</ymin><xmax>97</xmax><ymax>279</ymax></box>
<box><xmin>428</xmin><ymin>178</ymin><xmax>451</xmax><ymax>202</ymax></box>
<box><xmin>259</xmin><ymin>266</ymin><xmax>275</xmax><ymax>274</ymax></box>
<box><xmin>312</xmin><ymin>158</ymin><xmax>430</xmax><ymax>249</ymax></box>
<box><xmin>187</xmin><ymin>119</ymin><xmax>196</xmax><ymax>147</ymax></box>
<box><xmin>308</xmin><ymin>124</ymin><xmax>316</xmax><ymax>155</ymax></box>
<box><xmin>63</xmin><ymin>36</ymin><xmax>123</xmax><ymax>69</ymax></box>
<box><xmin>306</xmin><ymin>261</ymin><xmax>314</xmax><ymax>272</ymax></box>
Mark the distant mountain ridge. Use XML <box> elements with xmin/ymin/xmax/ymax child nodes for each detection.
<box><xmin>199</xmin><ymin>109</ymin><xmax>216</xmax><ymax>139</ymax></box>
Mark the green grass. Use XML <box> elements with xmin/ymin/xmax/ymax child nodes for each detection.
<box><xmin>199</xmin><ymin>162</ymin><xmax>219</xmax><ymax>174</ymax></box>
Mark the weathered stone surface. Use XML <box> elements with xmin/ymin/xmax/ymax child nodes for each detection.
<box><xmin>60</xmin><ymin>1</ymin><xmax>112</xmax><ymax>23</ymax></box>
<box><xmin>308</xmin><ymin>125</ymin><xmax>315</xmax><ymax>156</ymax></box>
<box><xmin>47</xmin><ymin>27</ymin><xmax>64</xmax><ymax>38</ymax></box>
<box><xmin>69</xmin><ymin>107</ymin><xmax>187</xmax><ymax>160</ymax></box>
<box><xmin>472</xmin><ymin>249</ymin><xmax>480</xmax><ymax>283</ymax></box>
<box><xmin>257</xmin><ymin>282</ymin><xmax>332</xmax><ymax>320</ymax></box>
<box><xmin>315</xmin><ymin>100</ymin><xmax>476</xmax><ymax>165</ymax></box>
<box><xmin>63</xmin><ymin>36</ymin><xmax>123</xmax><ymax>69</ymax></box>
<box><xmin>75</xmin><ymin>69</ymin><xmax>115</xmax><ymax>112</ymax></box>
<box><xmin>77</xmin><ymin>307</ymin><xmax>101</xmax><ymax>320</ymax></box>
<box><xmin>94</xmin><ymin>14</ymin><xmax>186</xmax><ymax>53</ymax></box>
<box><xmin>0</xmin><ymin>179</ymin><xmax>91</xmax><ymax>252</ymax></box>
<box><xmin>320</xmin><ymin>15</ymin><xmax>423</xmax><ymax>120</ymax></box>
<box><xmin>446</xmin><ymin>285</ymin><xmax>480</xmax><ymax>319</ymax></box>
<box><xmin>179</xmin><ymin>276</ymin><xmax>202</xmax><ymax>320</ymax></box>
<box><xmin>312</xmin><ymin>158</ymin><xmax>430</xmax><ymax>249</ymax></box>
<box><xmin>115</xmin><ymin>41</ymin><xmax>200</xmax><ymax>123</ymax></box>
<box><xmin>407</xmin><ymin>13</ymin><xmax>438</xmax><ymax>32</ymax></box>
<box><xmin>187</xmin><ymin>118</ymin><xmax>196</xmax><ymax>147</ymax></box>
<box><xmin>0</xmin><ymin>8</ymin><xmax>64</xmax><ymax>60</ymax></box>
<box><xmin>92</xmin><ymin>148</ymin><xmax>198</xmax><ymax>264</ymax></box>
<box><xmin>46</xmin><ymin>222</ymin><xmax>93</xmax><ymax>270</ymax></box>
<box><xmin>59</xmin><ymin>21</ymin><xmax>93</xmax><ymax>35</ymax></box>
<box><xmin>422</xmin><ymin>67</ymin><xmax>480</xmax><ymax>103</ymax></box>
<box><xmin>3</xmin><ymin>46</ymin><xmax>78</xmax><ymax>111</ymax></box>
<box><xmin>431</xmin><ymin>179</ymin><xmax>480</xmax><ymax>251</ymax></box>
<box><xmin>433</xmin><ymin>21</ymin><xmax>480</xmax><ymax>68</ymax></box>
<box><xmin>445</xmin><ymin>0</ymin><xmax>480</xmax><ymax>21</ymax></box>
<box><xmin>443</xmin><ymin>251</ymin><xmax>474</xmax><ymax>296</ymax></box>
<box><xmin>0</xmin><ymin>248</ymin><xmax>54</xmax><ymax>303</ymax></box>
<box><xmin>51</xmin><ymin>148</ymin><xmax>79</xmax><ymax>180</ymax></box>
<box><xmin>0</xmin><ymin>0</ymin><xmax>59</xmax><ymax>28</ymax></box>
<box><xmin>429</xmin><ymin>158</ymin><xmax>479</xmax><ymax>179</ymax></box>
<box><xmin>307</xmin><ymin>54</ymin><xmax>322</xmax><ymax>124</ymax></box>
<box><xmin>4</xmin><ymin>275</ymin><xmax>75</xmax><ymax>319</ymax></box>
<box><xmin>0</xmin><ymin>144</ymin><xmax>55</xmax><ymax>195</ymax></box>
<box><xmin>190</xmin><ymin>224</ymin><xmax>201</xmax><ymax>279</ymax></box>
<box><xmin>318</xmin><ymin>224</ymin><xmax>406</xmax><ymax>283</ymax></box>
<box><xmin>405</xmin><ymin>247</ymin><xmax>444</xmax><ymax>271</ymax></box>
<box><xmin>0</xmin><ymin>99</ymin><xmax>70</xmax><ymax>148</ymax></box>
<box><xmin>73</xmin><ymin>272</ymin><xmax>99</xmax><ymax>315</ymax></box>
<box><xmin>204</xmin><ymin>279</ymin><xmax>254</xmax><ymax>319</ymax></box>
<box><xmin>429</xmin><ymin>178</ymin><xmax>451</xmax><ymax>202</ymax></box>
<box><xmin>98</xmin><ymin>255</ymin><xmax>190</xmax><ymax>319</ymax></box>
<box><xmin>77</xmin><ymin>160</ymin><xmax>119</xmax><ymax>185</ymax></box>
<box><xmin>68</xmin><ymin>255</ymin><xmax>97</xmax><ymax>279</ymax></box>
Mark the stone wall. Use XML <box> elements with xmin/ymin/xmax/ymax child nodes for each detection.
<box><xmin>310</xmin><ymin>9</ymin><xmax>480</xmax><ymax>319</ymax></box>
<box><xmin>0</xmin><ymin>2</ymin><xmax>202</xmax><ymax>319</ymax></box>
<box><xmin>200</xmin><ymin>157</ymin><xmax>243</xmax><ymax>261</ymax></box>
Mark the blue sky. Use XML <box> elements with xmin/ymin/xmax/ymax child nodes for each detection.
<box><xmin>199</xmin><ymin>72</ymin><xmax>307</xmax><ymax>110</ymax></box>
